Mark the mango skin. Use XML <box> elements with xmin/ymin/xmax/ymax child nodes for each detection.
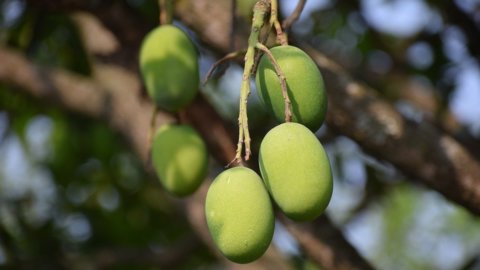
<box><xmin>152</xmin><ymin>124</ymin><xmax>208</xmax><ymax>196</ymax></box>
<box><xmin>205</xmin><ymin>167</ymin><xmax>274</xmax><ymax>263</ymax></box>
<box><xmin>139</xmin><ymin>25</ymin><xmax>199</xmax><ymax>112</ymax></box>
<box><xmin>259</xmin><ymin>122</ymin><xmax>333</xmax><ymax>221</ymax></box>
<box><xmin>255</xmin><ymin>45</ymin><xmax>327</xmax><ymax>131</ymax></box>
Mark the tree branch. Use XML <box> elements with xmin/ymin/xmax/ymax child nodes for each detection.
<box><xmin>0</xmin><ymin>41</ymin><xmax>374</xmax><ymax>270</ymax></box>
<box><xmin>173</xmin><ymin>0</ymin><xmax>480</xmax><ymax>216</ymax></box>
<box><xmin>92</xmin><ymin>234</ymin><xmax>201</xmax><ymax>269</ymax></box>
<box><xmin>281</xmin><ymin>215</ymin><xmax>374</xmax><ymax>270</ymax></box>
<box><xmin>301</xmin><ymin>45</ymin><xmax>480</xmax><ymax>216</ymax></box>
<box><xmin>0</xmin><ymin>45</ymin><xmax>294</xmax><ymax>269</ymax></box>
<box><xmin>282</xmin><ymin>0</ymin><xmax>306</xmax><ymax>30</ymax></box>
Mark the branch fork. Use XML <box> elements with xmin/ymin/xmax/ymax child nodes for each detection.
<box><xmin>208</xmin><ymin>0</ymin><xmax>302</xmax><ymax>166</ymax></box>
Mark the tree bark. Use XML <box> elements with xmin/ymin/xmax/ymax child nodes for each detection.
<box><xmin>303</xmin><ymin>45</ymin><xmax>480</xmax><ymax>216</ymax></box>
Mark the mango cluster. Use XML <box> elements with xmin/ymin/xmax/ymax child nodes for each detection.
<box><xmin>139</xmin><ymin>24</ymin><xmax>332</xmax><ymax>264</ymax></box>
<box><xmin>139</xmin><ymin>25</ymin><xmax>208</xmax><ymax>196</ymax></box>
<box><xmin>205</xmin><ymin>45</ymin><xmax>333</xmax><ymax>263</ymax></box>
<box><xmin>256</xmin><ymin>45</ymin><xmax>333</xmax><ymax>221</ymax></box>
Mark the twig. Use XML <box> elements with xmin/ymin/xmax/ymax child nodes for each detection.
<box><xmin>230</xmin><ymin>0</ymin><xmax>237</xmax><ymax>50</ymax></box>
<box><xmin>159</xmin><ymin>0</ymin><xmax>173</xmax><ymax>25</ymax></box>
<box><xmin>252</xmin><ymin>0</ymin><xmax>288</xmax><ymax>75</ymax></box>
<box><xmin>230</xmin><ymin>0</ymin><xmax>270</xmax><ymax>165</ymax></box>
<box><xmin>175</xmin><ymin>110</ymin><xmax>189</xmax><ymax>124</ymax></box>
<box><xmin>252</xmin><ymin>24</ymin><xmax>273</xmax><ymax>75</ymax></box>
<box><xmin>255</xmin><ymin>42</ymin><xmax>292</xmax><ymax>122</ymax></box>
<box><xmin>269</xmin><ymin>0</ymin><xmax>288</xmax><ymax>45</ymax></box>
<box><xmin>147</xmin><ymin>106</ymin><xmax>159</xmax><ymax>164</ymax></box>
<box><xmin>282</xmin><ymin>0</ymin><xmax>306</xmax><ymax>30</ymax></box>
<box><xmin>203</xmin><ymin>50</ymin><xmax>245</xmax><ymax>85</ymax></box>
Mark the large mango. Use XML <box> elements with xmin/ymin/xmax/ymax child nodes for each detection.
<box><xmin>259</xmin><ymin>122</ymin><xmax>333</xmax><ymax>221</ymax></box>
<box><xmin>205</xmin><ymin>167</ymin><xmax>274</xmax><ymax>263</ymax></box>
<box><xmin>255</xmin><ymin>45</ymin><xmax>327</xmax><ymax>131</ymax></box>
<box><xmin>139</xmin><ymin>25</ymin><xmax>199</xmax><ymax>111</ymax></box>
<box><xmin>152</xmin><ymin>124</ymin><xmax>208</xmax><ymax>196</ymax></box>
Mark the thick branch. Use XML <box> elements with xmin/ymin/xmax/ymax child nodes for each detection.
<box><xmin>92</xmin><ymin>234</ymin><xmax>201</xmax><ymax>269</ymax></box>
<box><xmin>0</xmin><ymin>34</ymin><xmax>374</xmax><ymax>270</ymax></box>
<box><xmin>0</xmin><ymin>45</ymin><xmax>292</xmax><ymax>269</ymax></box>
<box><xmin>302</xmin><ymin>45</ymin><xmax>480</xmax><ymax>215</ymax></box>
<box><xmin>281</xmin><ymin>215</ymin><xmax>373</xmax><ymax>270</ymax></box>
<box><xmin>0</xmin><ymin>46</ymin><xmax>160</xmax><ymax>160</ymax></box>
<box><xmin>173</xmin><ymin>0</ymin><xmax>480</xmax><ymax>215</ymax></box>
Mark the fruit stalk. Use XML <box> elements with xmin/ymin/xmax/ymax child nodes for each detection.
<box><xmin>255</xmin><ymin>42</ymin><xmax>292</xmax><ymax>122</ymax></box>
<box><xmin>147</xmin><ymin>0</ymin><xmax>173</xmax><ymax>164</ymax></box>
<box><xmin>147</xmin><ymin>106</ymin><xmax>159</xmax><ymax>162</ymax></box>
<box><xmin>159</xmin><ymin>0</ymin><xmax>173</xmax><ymax>25</ymax></box>
<box><xmin>269</xmin><ymin>0</ymin><xmax>288</xmax><ymax>45</ymax></box>
<box><xmin>233</xmin><ymin>0</ymin><xmax>269</xmax><ymax>163</ymax></box>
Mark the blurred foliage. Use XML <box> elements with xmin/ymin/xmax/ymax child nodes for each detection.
<box><xmin>0</xmin><ymin>85</ymin><xmax>215</xmax><ymax>269</ymax></box>
<box><xmin>1</xmin><ymin>0</ymin><xmax>480</xmax><ymax>269</ymax></box>
<box><xmin>7</xmin><ymin>7</ymin><xmax>91</xmax><ymax>75</ymax></box>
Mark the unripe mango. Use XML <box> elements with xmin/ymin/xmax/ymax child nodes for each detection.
<box><xmin>205</xmin><ymin>167</ymin><xmax>274</xmax><ymax>263</ymax></box>
<box><xmin>152</xmin><ymin>124</ymin><xmax>208</xmax><ymax>196</ymax></box>
<box><xmin>139</xmin><ymin>25</ymin><xmax>199</xmax><ymax>112</ymax></box>
<box><xmin>255</xmin><ymin>45</ymin><xmax>327</xmax><ymax>131</ymax></box>
<box><xmin>259</xmin><ymin>122</ymin><xmax>333</xmax><ymax>221</ymax></box>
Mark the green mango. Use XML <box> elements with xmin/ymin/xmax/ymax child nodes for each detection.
<box><xmin>205</xmin><ymin>167</ymin><xmax>274</xmax><ymax>263</ymax></box>
<box><xmin>152</xmin><ymin>124</ymin><xmax>208</xmax><ymax>196</ymax></box>
<box><xmin>139</xmin><ymin>25</ymin><xmax>199</xmax><ymax>112</ymax></box>
<box><xmin>255</xmin><ymin>45</ymin><xmax>327</xmax><ymax>131</ymax></box>
<box><xmin>259</xmin><ymin>122</ymin><xmax>333</xmax><ymax>221</ymax></box>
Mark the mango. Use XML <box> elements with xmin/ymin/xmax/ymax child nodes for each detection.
<box><xmin>255</xmin><ymin>45</ymin><xmax>327</xmax><ymax>131</ymax></box>
<box><xmin>205</xmin><ymin>167</ymin><xmax>274</xmax><ymax>263</ymax></box>
<box><xmin>139</xmin><ymin>25</ymin><xmax>199</xmax><ymax>112</ymax></box>
<box><xmin>259</xmin><ymin>122</ymin><xmax>332</xmax><ymax>221</ymax></box>
<box><xmin>152</xmin><ymin>124</ymin><xmax>208</xmax><ymax>196</ymax></box>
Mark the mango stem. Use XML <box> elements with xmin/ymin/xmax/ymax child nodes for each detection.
<box><xmin>269</xmin><ymin>0</ymin><xmax>288</xmax><ymax>45</ymax></box>
<box><xmin>147</xmin><ymin>106</ymin><xmax>159</xmax><ymax>164</ymax></box>
<box><xmin>159</xmin><ymin>0</ymin><xmax>173</xmax><ymax>25</ymax></box>
<box><xmin>229</xmin><ymin>0</ymin><xmax>270</xmax><ymax>166</ymax></box>
<box><xmin>256</xmin><ymin>43</ymin><xmax>292</xmax><ymax>122</ymax></box>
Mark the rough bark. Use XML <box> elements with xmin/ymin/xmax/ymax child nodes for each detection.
<box><xmin>281</xmin><ymin>215</ymin><xmax>374</xmax><ymax>270</ymax></box>
<box><xmin>303</xmin><ymin>45</ymin><xmax>480</xmax><ymax>216</ymax></box>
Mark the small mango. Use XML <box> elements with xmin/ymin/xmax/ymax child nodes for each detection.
<box><xmin>255</xmin><ymin>45</ymin><xmax>327</xmax><ymax>131</ymax></box>
<box><xmin>139</xmin><ymin>25</ymin><xmax>199</xmax><ymax>112</ymax></box>
<box><xmin>152</xmin><ymin>124</ymin><xmax>208</xmax><ymax>196</ymax></box>
<box><xmin>205</xmin><ymin>167</ymin><xmax>274</xmax><ymax>263</ymax></box>
<box><xmin>259</xmin><ymin>122</ymin><xmax>333</xmax><ymax>221</ymax></box>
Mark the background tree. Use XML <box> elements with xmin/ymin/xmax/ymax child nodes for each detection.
<box><xmin>0</xmin><ymin>0</ymin><xmax>480</xmax><ymax>269</ymax></box>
